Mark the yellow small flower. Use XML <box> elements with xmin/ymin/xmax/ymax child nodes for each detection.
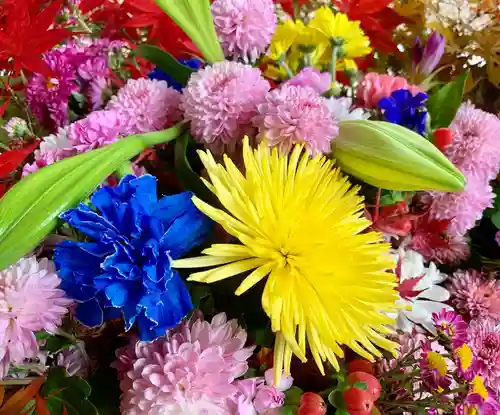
<box><xmin>268</xmin><ymin>19</ymin><xmax>302</xmax><ymax>61</ymax></box>
<box><xmin>472</xmin><ymin>376</ymin><xmax>489</xmax><ymax>400</ymax></box>
<box><xmin>456</xmin><ymin>344</ymin><xmax>473</xmax><ymax>371</ymax></box>
<box><xmin>427</xmin><ymin>352</ymin><xmax>448</xmax><ymax>377</ymax></box>
<box><xmin>308</xmin><ymin>8</ymin><xmax>372</xmax><ymax>60</ymax></box>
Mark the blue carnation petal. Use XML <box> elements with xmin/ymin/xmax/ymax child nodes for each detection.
<box><xmin>105</xmin><ymin>281</ymin><xmax>130</xmax><ymax>307</ymax></box>
<box><xmin>152</xmin><ymin>192</ymin><xmax>195</xmax><ymax>226</ymax></box>
<box><xmin>76</xmin><ymin>298</ymin><xmax>104</xmax><ymax>327</ymax></box>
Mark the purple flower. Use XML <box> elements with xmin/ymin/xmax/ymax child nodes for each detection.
<box><xmin>285</xmin><ymin>67</ymin><xmax>332</xmax><ymax>95</ymax></box>
<box><xmin>253</xmin><ymin>385</ymin><xmax>285</xmax><ymax>413</ymax></box>
<box><xmin>432</xmin><ymin>309</ymin><xmax>468</xmax><ymax>348</ymax></box>
<box><xmin>413</xmin><ymin>32</ymin><xmax>446</xmax><ymax>75</ymax></box>
<box><xmin>455</xmin><ymin>376</ymin><xmax>500</xmax><ymax>415</ymax></box>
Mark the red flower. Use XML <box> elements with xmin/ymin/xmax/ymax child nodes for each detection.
<box><xmin>334</xmin><ymin>0</ymin><xmax>407</xmax><ymax>53</ymax></box>
<box><xmin>0</xmin><ymin>0</ymin><xmax>72</xmax><ymax>76</ymax></box>
<box><xmin>275</xmin><ymin>0</ymin><xmax>310</xmax><ymax>16</ymax></box>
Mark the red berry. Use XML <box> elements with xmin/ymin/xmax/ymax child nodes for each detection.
<box><xmin>298</xmin><ymin>393</ymin><xmax>327</xmax><ymax>415</ymax></box>
<box><xmin>433</xmin><ymin>128</ymin><xmax>453</xmax><ymax>151</ymax></box>
<box><xmin>344</xmin><ymin>388</ymin><xmax>374</xmax><ymax>412</ymax></box>
<box><xmin>347</xmin><ymin>372</ymin><xmax>382</xmax><ymax>401</ymax></box>
<box><xmin>347</xmin><ymin>360</ymin><xmax>375</xmax><ymax>375</ymax></box>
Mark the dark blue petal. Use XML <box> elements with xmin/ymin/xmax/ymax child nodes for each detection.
<box><xmin>76</xmin><ymin>299</ymin><xmax>104</xmax><ymax>327</ymax></box>
<box><xmin>105</xmin><ymin>281</ymin><xmax>130</xmax><ymax>307</ymax></box>
<box><xmin>152</xmin><ymin>192</ymin><xmax>195</xmax><ymax>226</ymax></box>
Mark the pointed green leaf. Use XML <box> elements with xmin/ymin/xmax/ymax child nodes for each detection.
<box><xmin>352</xmin><ymin>381</ymin><xmax>368</xmax><ymax>390</ymax></box>
<box><xmin>0</xmin><ymin>126</ymin><xmax>184</xmax><ymax>270</ymax></box>
<box><xmin>135</xmin><ymin>44</ymin><xmax>195</xmax><ymax>86</ymax></box>
<box><xmin>491</xmin><ymin>211</ymin><xmax>500</xmax><ymax>229</ymax></box>
<box><xmin>427</xmin><ymin>72</ymin><xmax>468</xmax><ymax>129</ymax></box>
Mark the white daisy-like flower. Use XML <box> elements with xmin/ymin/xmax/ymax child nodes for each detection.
<box><xmin>392</xmin><ymin>249</ymin><xmax>452</xmax><ymax>334</ymax></box>
<box><xmin>326</xmin><ymin>97</ymin><xmax>369</xmax><ymax>122</ymax></box>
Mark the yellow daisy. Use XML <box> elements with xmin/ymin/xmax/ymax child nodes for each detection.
<box><xmin>173</xmin><ymin>138</ymin><xmax>399</xmax><ymax>383</ymax></box>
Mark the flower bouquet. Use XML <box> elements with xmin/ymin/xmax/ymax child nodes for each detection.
<box><xmin>0</xmin><ymin>0</ymin><xmax>500</xmax><ymax>414</ymax></box>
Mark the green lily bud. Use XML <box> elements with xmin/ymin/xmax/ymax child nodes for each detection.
<box><xmin>332</xmin><ymin>120</ymin><xmax>466</xmax><ymax>192</ymax></box>
<box><xmin>154</xmin><ymin>0</ymin><xmax>224</xmax><ymax>64</ymax></box>
<box><xmin>0</xmin><ymin>125</ymin><xmax>185</xmax><ymax>270</ymax></box>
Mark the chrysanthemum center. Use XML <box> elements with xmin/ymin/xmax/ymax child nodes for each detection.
<box><xmin>46</xmin><ymin>77</ymin><xmax>59</xmax><ymax>89</ymax></box>
<box><xmin>427</xmin><ymin>352</ymin><xmax>447</xmax><ymax>376</ymax></box>
<box><xmin>456</xmin><ymin>344</ymin><xmax>473</xmax><ymax>371</ymax></box>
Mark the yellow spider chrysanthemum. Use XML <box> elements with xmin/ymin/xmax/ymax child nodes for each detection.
<box><xmin>308</xmin><ymin>8</ymin><xmax>372</xmax><ymax>69</ymax></box>
<box><xmin>173</xmin><ymin>138</ymin><xmax>399</xmax><ymax>383</ymax></box>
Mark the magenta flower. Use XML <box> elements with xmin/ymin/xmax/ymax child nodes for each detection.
<box><xmin>0</xmin><ymin>257</ymin><xmax>72</xmax><ymax>379</ymax></box>
<box><xmin>181</xmin><ymin>61</ymin><xmax>270</xmax><ymax>154</ymax></box>
<box><xmin>432</xmin><ymin>309</ymin><xmax>468</xmax><ymax>348</ymax></box>
<box><xmin>253</xmin><ymin>84</ymin><xmax>339</xmax><ymax>155</ymax></box>
<box><xmin>413</xmin><ymin>32</ymin><xmax>445</xmax><ymax>75</ymax></box>
<box><xmin>419</xmin><ymin>343</ymin><xmax>452</xmax><ymax>391</ymax></box>
<box><xmin>467</xmin><ymin>318</ymin><xmax>500</xmax><ymax>394</ymax></box>
<box><xmin>285</xmin><ymin>67</ymin><xmax>332</xmax><ymax>95</ymax></box>
<box><xmin>212</xmin><ymin>0</ymin><xmax>277</xmax><ymax>62</ymax></box>
<box><xmin>449</xmin><ymin>270</ymin><xmax>500</xmax><ymax>322</ymax></box>
<box><xmin>116</xmin><ymin>312</ymin><xmax>255</xmax><ymax>414</ymax></box>
<box><xmin>455</xmin><ymin>376</ymin><xmax>500</xmax><ymax>415</ymax></box>
<box><xmin>106</xmin><ymin>78</ymin><xmax>182</xmax><ymax>135</ymax></box>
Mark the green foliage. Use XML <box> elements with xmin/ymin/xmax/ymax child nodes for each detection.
<box><xmin>35</xmin><ymin>332</ymin><xmax>76</xmax><ymax>354</ymax></box>
<box><xmin>380</xmin><ymin>190</ymin><xmax>405</xmax><ymax>206</ymax></box>
<box><xmin>135</xmin><ymin>45</ymin><xmax>195</xmax><ymax>86</ymax></box>
<box><xmin>427</xmin><ymin>72</ymin><xmax>468</xmax><ymax>129</ymax></box>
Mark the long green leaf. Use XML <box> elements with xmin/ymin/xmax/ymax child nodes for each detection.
<box><xmin>135</xmin><ymin>44</ymin><xmax>195</xmax><ymax>86</ymax></box>
<box><xmin>0</xmin><ymin>126</ymin><xmax>184</xmax><ymax>270</ymax></box>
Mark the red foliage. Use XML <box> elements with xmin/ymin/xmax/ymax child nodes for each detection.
<box><xmin>275</xmin><ymin>0</ymin><xmax>310</xmax><ymax>15</ymax></box>
<box><xmin>0</xmin><ymin>141</ymin><xmax>40</xmax><ymax>178</ymax></box>
<box><xmin>334</xmin><ymin>0</ymin><xmax>408</xmax><ymax>53</ymax></box>
<box><xmin>0</xmin><ymin>0</ymin><xmax>72</xmax><ymax>76</ymax></box>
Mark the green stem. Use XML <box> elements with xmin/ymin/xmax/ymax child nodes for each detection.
<box><xmin>292</xmin><ymin>0</ymin><xmax>300</xmax><ymax>19</ymax></box>
<box><xmin>279</xmin><ymin>60</ymin><xmax>294</xmax><ymax>79</ymax></box>
<box><xmin>116</xmin><ymin>162</ymin><xmax>134</xmax><ymax>179</ymax></box>
<box><xmin>330</xmin><ymin>45</ymin><xmax>338</xmax><ymax>84</ymax></box>
<box><xmin>139</xmin><ymin>122</ymin><xmax>188</xmax><ymax>147</ymax></box>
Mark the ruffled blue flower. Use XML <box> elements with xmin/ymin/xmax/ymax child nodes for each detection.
<box><xmin>378</xmin><ymin>89</ymin><xmax>428</xmax><ymax>136</ymax></box>
<box><xmin>148</xmin><ymin>59</ymin><xmax>202</xmax><ymax>91</ymax></box>
<box><xmin>54</xmin><ymin>175</ymin><xmax>211</xmax><ymax>341</ymax></box>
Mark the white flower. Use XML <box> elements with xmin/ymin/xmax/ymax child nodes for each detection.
<box><xmin>326</xmin><ymin>97</ymin><xmax>369</xmax><ymax>122</ymax></box>
<box><xmin>3</xmin><ymin>117</ymin><xmax>29</xmax><ymax>138</ymax></box>
<box><xmin>39</xmin><ymin>127</ymin><xmax>71</xmax><ymax>154</ymax></box>
<box><xmin>392</xmin><ymin>249</ymin><xmax>451</xmax><ymax>333</ymax></box>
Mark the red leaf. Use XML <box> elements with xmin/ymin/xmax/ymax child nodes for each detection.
<box><xmin>398</xmin><ymin>274</ymin><xmax>426</xmax><ymax>300</ymax></box>
<box><xmin>79</xmin><ymin>0</ymin><xmax>104</xmax><ymax>14</ymax></box>
<box><xmin>0</xmin><ymin>98</ymin><xmax>10</xmax><ymax>118</ymax></box>
<box><xmin>0</xmin><ymin>141</ymin><xmax>40</xmax><ymax>178</ymax></box>
<box><xmin>335</xmin><ymin>0</ymin><xmax>392</xmax><ymax>15</ymax></box>
<box><xmin>34</xmin><ymin>394</ymin><xmax>51</xmax><ymax>415</ymax></box>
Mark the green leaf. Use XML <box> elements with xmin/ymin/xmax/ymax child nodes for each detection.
<box><xmin>352</xmin><ymin>381</ymin><xmax>368</xmax><ymax>390</ymax></box>
<box><xmin>0</xmin><ymin>125</ymin><xmax>185</xmax><ymax>270</ymax></box>
<box><xmin>336</xmin><ymin>410</ymin><xmax>350</xmax><ymax>415</ymax></box>
<box><xmin>174</xmin><ymin>133</ymin><xmax>220</xmax><ymax>206</ymax></box>
<box><xmin>135</xmin><ymin>44</ymin><xmax>195</xmax><ymax>86</ymax></box>
<box><xmin>38</xmin><ymin>333</ymin><xmax>76</xmax><ymax>354</ymax></box>
<box><xmin>254</xmin><ymin>327</ymin><xmax>275</xmax><ymax>348</ymax></box>
<box><xmin>280</xmin><ymin>406</ymin><xmax>298</xmax><ymax>415</ymax></box>
<box><xmin>427</xmin><ymin>72</ymin><xmax>468</xmax><ymax>129</ymax></box>
<box><xmin>380</xmin><ymin>190</ymin><xmax>405</xmax><ymax>206</ymax></box>
<box><xmin>328</xmin><ymin>389</ymin><xmax>346</xmax><ymax>409</ymax></box>
<box><xmin>284</xmin><ymin>386</ymin><xmax>303</xmax><ymax>406</ymax></box>
<box><xmin>243</xmin><ymin>368</ymin><xmax>258</xmax><ymax>379</ymax></box>
<box><xmin>491</xmin><ymin>211</ymin><xmax>500</xmax><ymax>229</ymax></box>
<box><xmin>41</xmin><ymin>368</ymin><xmax>98</xmax><ymax>415</ymax></box>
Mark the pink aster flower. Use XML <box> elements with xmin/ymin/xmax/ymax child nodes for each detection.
<box><xmin>429</xmin><ymin>174</ymin><xmax>495</xmax><ymax>236</ymax></box>
<box><xmin>106</xmin><ymin>78</ymin><xmax>182</xmax><ymax>135</ymax></box>
<box><xmin>117</xmin><ymin>312</ymin><xmax>255</xmax><ymax>415</ymax></box>
<box><xmin>181</xmin><ymin>61</ymin><xmax>270</xmax><ymax>154</ymax></box>
<box><xmin>449</xmin><ymin>270</ymin><xmax>500</xmax><ymax>322</ymax></box>
<box><xmin>212</xmin><ymin>0</ymin><xmax>277</xmax><ymax>62</ymax></box>
<box><xmin>455</xmin><ymin>376</ymin><xmax>500</xmax><ymax>415</ymax></box>
<box><xmin>445</xmin><ymin>102</ymin><xmax>500</xmax><ymax>182</ymax></box>
<box><xmin>419</xmin><ymin>343</ymin><xmax>452</xmax><ymax>391</ymax></box>
<box><xmin>432</xmin><ymin>309</ymin><xmax>468</xmax><ymax>348</ymax></box>
<box><xmin>253</xmin><ymin>385</ymin><xmax>285</xmax><ymax>413</ymax></box>
<box><xmin>285</xmin><ymin>67</ymin><xmax>332</xmax><ymax>95</ymax></box>
<box><xmin>467</xmin><ymin>318</ymin><xmax>500</xmax><ymax>394</ymax></box>
<box><xmin>253</xmin><ymin>85</ymin><xmax>339</xmax><ymax>155</ymax></box>
<box><xmin>356</xmin><ymin>72</ymin><xmax>424</xmax><ymax>109</ymax></box>
<box><xmin>0</xmin><ymin>257</ymin><xmax>71</xmax><ymax>379</ymax></box>
<box><xmin>68</xmin><ymin>109</ymin><xmax>128</xmax><ymax>152</ymax></box>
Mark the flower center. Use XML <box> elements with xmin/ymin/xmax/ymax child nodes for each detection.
<box><xmin>456</xmin><ymin>344</ymin><xmax>473</xmax><ymax>371</ymax></box>
<box><xmin>427</xmin><ymin>352</ymin><xmax>447</xmax><ymax>376</ymax></box>
<box><xmin>46</xmin><ymin>78</ymin><xmax>60</xmax><ymax>89</ymax></box>
<box><xmin>472</xmin><ymin>376</ymin><xmax>489</xmax><ymax>400</ymax></box>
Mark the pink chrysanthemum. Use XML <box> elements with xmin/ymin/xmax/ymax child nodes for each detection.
<box><xmin>181</xmin><ymin>61</ymin><xmax>270</xmax><ymax>154</ymax></box>
<box><xmin>285</xmin><ymin>67</ymin><xmax>332</xmax><ymax>95</ymax></box>
<box><xmin>467</xmin><ymin>318</ymin><xmax>500</xmax><ymax>395</ymax></box>
<box><xmin>212</xmin><ymin>0</ymin><xmax>277</xmax><ymax>62</ymax></box>
<box><xmin>116</xmin><ymin>312</ymin><xmax>255</xmax><ymax>415</ymax></box>
<box><xmin>429</xmin><ymin>174</ymin><xmax>495</xmax><ymax>236</ymax></box>
<box><xmin>68</xmin><ymin>109</ymin><xmax>128</xmax><ymax>152</ymax></box>
<box><xmin>432</xmin><ymin>309</ymin><xmax>468</xmax><ymax>348</ymax></box>
<box><xmin>419</xmin><ymin>343</ymin><xmax>453</xmax><ymax>391</ymax></box>
<box><xmin>356</xmin><ymin>72</ymin><xmax>424</xmax><ymax>109</ymax></box>
<box><xmin>0</xmin><ymin>257</ymin><xmax>71</xmax><ymax>379</ymax></box>
<box><xmin>253</xmin><ymin>85</ymin><xmax>339</xmax><ymax>155</ymax></box>
<box><xmin>446</xmin><ymin>102</ymin><xmax>500</xmax><ymax>181</ymax></box>
<box><xmin>449</xmin><ymin>270</ymin><xmax>500</xmax><ymax>322</ymax></box>
<box><xmin>106</xmin><ymin>78</ymin><xmax>182</xmax><ymax>135</ymax></box>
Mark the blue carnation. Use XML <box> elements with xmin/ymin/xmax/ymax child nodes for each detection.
<box><xmin>54</xmin><ymin>175</ymin><xmax>211</xmax><ymax>341</ymax></box>
<box><xmin>378</xmin><ymin>89</ymin><xmax>428</xmax><ymax>136</ymax></box>
<box><xmin>148</xmin><ymin>59</ymin><xmax>202</xmax><ymax>91</ymax></box>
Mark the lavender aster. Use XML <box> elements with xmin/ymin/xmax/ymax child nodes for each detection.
<box><xmin>54</xmin><ymin>175</ymin><xmax>211</xmax><ymax>341</ymax></box>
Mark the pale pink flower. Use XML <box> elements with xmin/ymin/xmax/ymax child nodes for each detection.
<box><xmin>285</xmin><ymin>67</ymin><xmax>332</xmax><ymax>95</ymax></box>
<box><xmin>449</xmin><ymin>270</ymin><xmax>500</xmax><ymax>321</ymax></box>
<box><xmin>467</xmin><ymin>318</ymin><xmax>500</xmax><ymax>395</ymax></box>
<box><xmin>212</xmin><ymin>0</ymin><xmax>277</xmax><ymax>62</ymax></box>
<box><xmin>356</xmin><ymin>72</ymin><xmax>424</xmax><ymax>109</ymax></box>
<box><xmin>117</xmin><ymin>312</ymin><xmax>255</xmax><ymax>415</ymax></box>
<box><xmin>264</xmin><ymin>368</ymin><xmax>293</xmax><ymax>391</ymax></box>
<box><xmin>0</xmin><ymin>257</ymin><xmax>71</xmax><ymax>379</ymax></box>
<box><xmin>106</xmin><ymin>78</ymin><xmax>182</xmax><ymax>135</ymax></box>
<box><xmin>253</xmin><ymin>386</ymin><xmax>285</xmax><ymax>413</ymax></box>
<box><xmin>181</xmin><ymin>61</ymin><xmax>270</xmax><ymax>154</ymax></box>
<box><xmin>253</xmin><ymin>85</ymin><xmax>339</xmax><ymax>155</ymax></box>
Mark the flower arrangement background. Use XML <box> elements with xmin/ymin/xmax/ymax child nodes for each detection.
<box><xmin>0</xmin><ymin>0</ymin><xmax>499</xmax><ymax>414</ymax></box>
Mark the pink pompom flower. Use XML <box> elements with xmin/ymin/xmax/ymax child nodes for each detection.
<box><xmin>212</xmin><ymin>0</ymin><xmax>277</xmax><ymax>62</ymax></box>
<box><xmin>181</xmin><ymin>61</ymin><xmax>270</xmax><ymax>154</ymax></box>
<box><xmin>253</xmin><ymin>84</ymin><xmax>339</xmax><ymax>155</ymax></box>
<box><xmin>356</xmin><ymin>72</ymin><xmax>424</xmax><ymax>109</ymax></box>
<box><xmin>106</xmin><ymin>78</ymin><xmax>182</xmax><ymax>135</ymax></box>
<box><xmin>285</xmin><ymin>67</ymin><xmax>332</xmax><ymax>95</ymax></box>
<box><xmin>0</xmin><ymin>257</ymin><xmax>71</xmax><ymax>379</ymax></box>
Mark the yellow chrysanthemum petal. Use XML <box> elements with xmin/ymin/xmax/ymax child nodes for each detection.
<box><xmin>173</xmin><ymin>137</ymin><xmax>399</xmax><ymax>384</ymax></box>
